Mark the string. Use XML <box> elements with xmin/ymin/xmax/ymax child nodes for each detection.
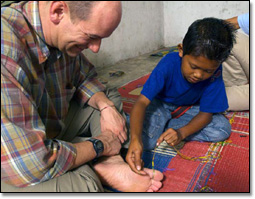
<box><xmin>199</xmin><ymin>112</ymin><xmax>236</xmax><ymax>192</ymax></box>
<box><xmin>152</xmin><ymin>145</ymin><xmax>158</xmax><ymax>179</ymax></box>
<box><xmin>152</xmin><ymin>112</ymin><xmax>236</xmax><ymax>179</ymax></box>
<box><xmin>172</xmin><ymin>144</ymin><xmax>222</xmax><ymax>163</ymax></box>
<box><xmin>229</xmin><ymin>112</ymin><xmax>236</xmax><ymax>125</ymax></box>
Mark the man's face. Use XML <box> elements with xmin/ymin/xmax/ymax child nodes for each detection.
<box><xmin>180</xmin><ymin>54</ymin><xmax>220</xmax><ymax>84</ymax></box>
<box><xmin>57</xmin><ymin>2</ymin><xmax>121</xmax><ymax>57</ymax></box>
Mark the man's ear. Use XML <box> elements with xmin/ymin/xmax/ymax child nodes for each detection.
<box><xmin>49</xmin><ymin>1</ymin><xmax>68</xmax><ymax>24</ymax></box>
<box><xmin>178</xmin><ymin>43</ymin><xmax>183</xmax><ymax>57</ymax></box>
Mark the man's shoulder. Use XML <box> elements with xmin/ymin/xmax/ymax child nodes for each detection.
<box><xmin>1</xmin><ymin>5</ymin><xmax>31</xmax><ymax>36</ymax></box>
<box><xmin>1</xmin><ymin>6</ymin><xmax>32</xmax><ymax>60</ymax></box>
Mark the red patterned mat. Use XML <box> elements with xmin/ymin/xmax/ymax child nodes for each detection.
<box><xmin>118</xmin><ymin>75</ymin><xmax>250</xmax><ymax>192</ymax></box>
<box><xmin>118</xmin><ymin>74</ymin><xmax>150</xmax><ymax>114</ymax></box>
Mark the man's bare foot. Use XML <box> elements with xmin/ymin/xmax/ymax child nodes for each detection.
<box><xmin>93</xmin><ymin>155</ymin><xmax>164</xmax><ymax>192</ymax></box>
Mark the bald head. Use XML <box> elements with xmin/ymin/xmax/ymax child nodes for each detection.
<box><xmin>88</xmin><ymin>1</ymin><xmax>122</xmax><ymax>37</ymax></box>
<box><xmin>39</xmin><ymin>1</ymin><xmax>122</xmax><ymax>56</ymax></box>
<box><xmin>66</xmin><ymin>1</ymin><xmax>122</xmax><ymax>25</ymax></box>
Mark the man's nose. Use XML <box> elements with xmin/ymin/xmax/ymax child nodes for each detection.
<box><xmin>88</xmin><ymin>39</ymin><xmax>102</xmax><ymax>53</ymax></box>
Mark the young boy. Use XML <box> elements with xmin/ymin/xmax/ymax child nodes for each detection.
<box><xmin>126</xmin><ymin>17</ymin><xmax>236</xmax><ymax>175</ymax></box>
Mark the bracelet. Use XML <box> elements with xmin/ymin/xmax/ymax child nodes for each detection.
<box><xmin>99</xmin><ymin>105</ymin><xmax>115</xmax><ymax>112</ymax></box>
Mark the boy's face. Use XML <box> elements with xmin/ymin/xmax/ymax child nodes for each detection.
<box><xmin>178</xmin><ymin>44</ymin><xmax>220</xmax><ymax>84</ymax></box>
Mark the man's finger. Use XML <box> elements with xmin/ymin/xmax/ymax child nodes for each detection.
<box><xmin>122</xmin><ymin>127</ymin><xmax>128</xmax><ymax>141</ymax></box>
<box><xmin>118</xmin><ymin>134</ymin><xmax>124</xmax><ymax>143</ymax></box>
<box><xmin>120</xmin><ymin>129</ymin><xmax>127</xmax><ymax>142</ymax></box>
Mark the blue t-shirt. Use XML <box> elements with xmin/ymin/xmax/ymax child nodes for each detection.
<box><xmin>141</xmin><ymin>52</ymin><xmax>228</xmax><ymax>113</ymax></box>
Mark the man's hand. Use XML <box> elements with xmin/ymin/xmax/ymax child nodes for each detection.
<box><xmin>70</xmin><ymin>132</ymin><xmax>121</xmax><ymax>170</ymax></box>
<box><xmin>100</xmin><ymin>106</ymin><xmax>127</xmax><ymax>143</ymax></box>
<box><xmin>157</xmin><ymin>128</ymin><xmax>183</xmax><ymax>147</ymax></box>
<box><xmin>126</xmin><ymin>138</ymin><xmax>147</xmax><ymax>175</ymax></box>
<box><xmin>87</xmin><ymin>91</ymin><xmax>127</xmax><ymax>143</ymax></box>
<box><xmin>96</xmin><ymin>132</ymin><xmax>122</xmax><ymax>157</ymax></box>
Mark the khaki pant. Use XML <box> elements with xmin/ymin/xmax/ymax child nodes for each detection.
<box><xmin>222</xmin><ymin>31</ymin><xmax>249</xmax><ymax>111</ymax></box>
<box><xmin>1</xmin><ymin>89</ymin><xmax>128</xmax><ymax>192</ymax></box>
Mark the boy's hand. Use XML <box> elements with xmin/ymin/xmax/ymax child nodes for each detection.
<box><xmin>126</xmin><ymin>138</ymin><xmax>147</xmax><ymax>175</ymax></box>
<box><xmin>157</xmin><ymin>128</ymin><xmax>183</xmax><ymax>146</ymax></box>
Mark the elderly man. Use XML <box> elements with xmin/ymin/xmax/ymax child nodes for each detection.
<box><xmin>1</xmin><ymin>1</ymin><xmax>163</xmax><ymax>192</ymax></box>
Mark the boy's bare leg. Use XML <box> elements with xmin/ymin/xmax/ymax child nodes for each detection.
<box><xmin>93</xmin><ymin>155</ymin><xmax>163</xmax><ymax>192</ymax></box>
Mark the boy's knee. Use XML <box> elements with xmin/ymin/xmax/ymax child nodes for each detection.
<box><xmin>213</xmin><ymin>127</ymin><xmax>231</xmax><ymax>142</ymax></box>
<box><xmin>210</xmin><ymin>114</ymin><xmax>232</xmax><ymax>141</ymax></box>
<box><xmin>206</xmin><ymin>121</ymin><xmax>231</xmax><ymax>142</ymax></box>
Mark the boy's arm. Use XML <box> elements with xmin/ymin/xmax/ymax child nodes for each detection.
<box><xmin>126</xmin><ymin>94</ymin><xmax>151</xmax><ymax>175</ymax></box>
<box><xmin>157</xmin><ymin>111</ymin><xmax>212</xmax><ymax>146</ymax></box>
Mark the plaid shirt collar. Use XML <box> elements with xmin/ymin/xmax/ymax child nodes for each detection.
<box><xmin>11</xmin><ymin>1</ymin><xmax>62</xmax><ymax>64</ymax></box>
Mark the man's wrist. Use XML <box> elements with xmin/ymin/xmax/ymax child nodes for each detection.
<box><xmin>100</xmin><ymin>105</ymin><xmax>115</xmax><ymax>112</ymax></box>
<box><xmin>97</xmin><ymin>101</ymin><xmax>115</xmax><ymax>111</ymax></box>
<box><xmin>87</xmin><ymin>138</ymin><xmax>104</xmax><ymax>158</ymax></box>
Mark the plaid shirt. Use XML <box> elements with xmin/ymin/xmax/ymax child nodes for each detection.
<box><xmin>1</xmin><ymin>1</ymin><xmax>105</xmax><ymax>187</ymax></box>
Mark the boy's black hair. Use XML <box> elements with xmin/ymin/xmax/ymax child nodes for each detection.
<box><xmin>182</xmin><ymin>17</ymin><xmax>236</xmax><ymax>63</ymax></box>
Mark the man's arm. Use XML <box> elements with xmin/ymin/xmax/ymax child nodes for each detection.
<box><xmin>225</xmin><ymin>16</ymin><xmax>240</xmax><ymax>30</ymax></box>
<box><xmin>225</xmin><ymin>13</ymin><xmax>249</xmax><ymax>35</ymax></box>
<box><xmin>87</xmin><ymin>91</ymin><xmax>115</xmax><ymax>111</ymax></box>
<box><xmin>69</xmin><ymin>132</ymin><xmax>122</xmax><ymax>170</ymax></box>
<box><xmin>87</xmin><ymin>91</ymin><xmax>128</xmax><ymax>143</ymax></box>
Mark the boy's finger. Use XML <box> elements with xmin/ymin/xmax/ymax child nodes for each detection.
<box><xmin>126</xmin><ymin>153</ymin><xmax>139</xmax><ymax>173</ymax></box>
<box><xmin>134</xmin><ymin>151</ymin><xmax>142</xmax><ymax>171</ymax></box>
<box><xmin>127</xmin><ymin>153</ymin><xmax>146</xmax><ymax>175</ymax></box>
<box><xmin>134</xmin><ymin>151</ymin><xmax>146</xmax><ymax>175</ymax></box>
<box><xmin>157</xmin><ymin>131</ymin><xmax>170</xmax><ymax>146</ymax></box>
<box><xmin>163</xmin><ymin>133</ymin><xmax>174</xmax><ymax>142</ymax></box>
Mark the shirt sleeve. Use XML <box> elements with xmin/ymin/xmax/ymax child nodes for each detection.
<box><xmin>141</xmin><ymin>68</ymin><xmax>166</xmax><ymax>102</ymax></box>
<box><xmin>74</xmin><ymin>54</ymin><xmax>106</xmax><ymax>107</ymax></box>
<box><xmin>238</xmin><ymin>13</ymin><xmax>249</xmax><ymax>35</ymax></box>
<box><xmin>1</xmin><ymin>66</ymin><xmax>77</xmax><ymax>187</ymax></box>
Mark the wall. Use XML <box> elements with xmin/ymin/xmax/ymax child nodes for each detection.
<box><xmin>83</xmin><ymin>1</ymin><xmax>249</xmax><ymax>69</ymax></box>
<box><xmin>164</xmin><ymin>1</ymin><xmax>250</xmax><ymax>47</ymax></box>
<box><xmin>83</xmin><ymin>1</ymin><xmax>164</xmax><ymax>70</ymax></box>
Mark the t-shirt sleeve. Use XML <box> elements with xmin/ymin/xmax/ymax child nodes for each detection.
<box><xmin>199</xmin><ymin>68</ymin><xmax>228</xmax><ymax>113</ymax></box>
<box><xmin>141</xmin><ymin>57</ymin><xmax>170</xmax><ymax>101</ymax></box>
<box><xmin>238</xmin><ymin>13</ymin><xmax>249</xmax><ymax>35</ymax></box>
